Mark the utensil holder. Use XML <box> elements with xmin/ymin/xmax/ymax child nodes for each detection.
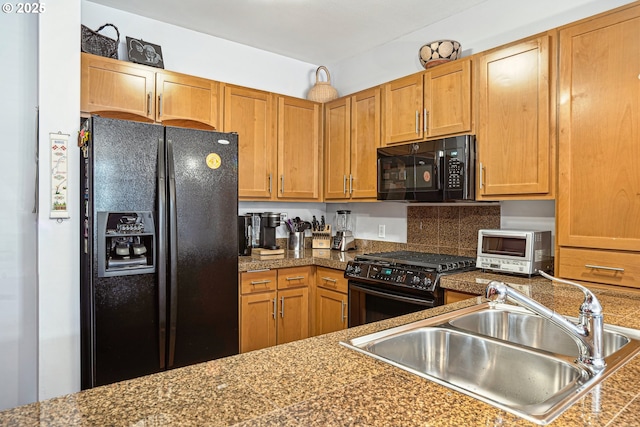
<box><xmin>288</xmin><ymin>232</ymin><xmax>305</xmax><ymax>252</ymax></box>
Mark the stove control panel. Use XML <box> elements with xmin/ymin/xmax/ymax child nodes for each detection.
<box><xmin>345</xmin><ymin>261</ymin><xmax>437</xmax><ymax>291</ymax></box>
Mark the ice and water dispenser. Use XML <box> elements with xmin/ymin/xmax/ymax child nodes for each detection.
<box><xmin>97</xmin><ymin>211</ymin><xmax>156</xmax><ymax>277</ymax></box>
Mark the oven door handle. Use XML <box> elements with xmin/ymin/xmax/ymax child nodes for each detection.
<box><xmin>349</xmin><ymin>283</ymin><xmax>435</xmax><ymax>306</ymax></box>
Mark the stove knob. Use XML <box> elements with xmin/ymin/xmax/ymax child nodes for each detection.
<box><xmin>411</xmin><ymin>276</ymin><xmax>421</xmax><ymax>285</ymax></box>
<box><xmin>353</xmin><ymin>265</ymin><xmax>361</xmax><ymax>275</ymax></box>
<box><xmin>345</xmin><ymin>264</ymin><xmax>354</xmax><ymax>274</ymax></box>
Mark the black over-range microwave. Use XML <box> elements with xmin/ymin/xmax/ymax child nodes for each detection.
<box><xmin>377</xmin><ymin>135</ymin><xmax>476</xmax><ymax>202</ymax></box>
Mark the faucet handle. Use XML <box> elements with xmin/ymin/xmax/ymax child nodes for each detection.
<box><xmin>538</xmin><ymin>271</ymin><xmax>603</xmax><ymax>316</ymax></box>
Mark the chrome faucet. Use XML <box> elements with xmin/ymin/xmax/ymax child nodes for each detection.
<box><xmin>484</xmin><ymin>271</ymin><xmax>606</xmax><ymax>373</ymax></box>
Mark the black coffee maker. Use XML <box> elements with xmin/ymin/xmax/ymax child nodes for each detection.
<box><xmin>238</xmin><ymin>214</ymin><xmax>252</xmax><ymax>256</ymax></box>
<box><xmin>260</xmin><ymin>212</ymin><xmax>281</xmax><ymax>249</ymax></box>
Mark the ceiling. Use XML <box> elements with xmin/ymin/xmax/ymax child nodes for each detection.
<box><xmin>88</xmin><ymin>0</ymin><xmax>489</xmax><ymax>65</ymax></box>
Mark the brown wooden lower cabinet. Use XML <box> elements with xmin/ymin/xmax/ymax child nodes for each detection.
<box><xmin>315</xmin><ymin>267</ymin><xmax>348</xmax><ymax>335</ymax></box>
<box><xmin>239</xmin><ymin>266</ymin><xmax>311</xmax><ymax>353</ymax></box>
<box><xmin>315</xmin><ymin>288</ymin><xmax>347</xmax><ymax>335</ymax></box>
<box><xmin>444</xmin><ymin>289</ymin><xmax>477</xmax><ymax>304</ymax></box>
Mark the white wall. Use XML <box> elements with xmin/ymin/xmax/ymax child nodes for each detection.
<box><xmin>0</xmin><ymin>10</ymin><xmax>38</xmax><ymax>411</ymax></box>
<box><xmin>328</xmin><ymin>0</ymin><xmax>635</xmax><ymax>94</ymax></box>
<box><xmin>38</xmin><ymin>0</ymin><xmax>82</xmax><ymax>401</ymax></box>
<box><xmin>81</xmin><ymin>1</ymin><xmax>318</xmax><ymax>98</ymax></box>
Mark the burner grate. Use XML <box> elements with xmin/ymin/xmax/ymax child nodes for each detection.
<box><xmin>356</xmin><ymin>251</ymin><xmax>475</xmax><ymax>272</ymax></box>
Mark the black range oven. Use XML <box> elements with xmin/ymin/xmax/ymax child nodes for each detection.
<box><xmin>345</xmin><ymin>251</ymin><xmax>476</xmax><ymax>327</ymax></box>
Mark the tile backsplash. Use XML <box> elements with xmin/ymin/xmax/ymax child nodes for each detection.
<box><xmin>406</xmin><ymin>205</ymin><xmax>501</xmax><ymax>257</ymax></box>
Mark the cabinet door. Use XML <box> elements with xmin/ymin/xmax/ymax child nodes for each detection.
<box><xmin>424</xmin><ymin>58</ymin><xmax>472</xmax><ymax>138</ymax></box>
<box><xmin>324</xmin><ymin>97</ymin><xmax>351</xmax><ymax>200</ymax></box>
<box><xmin>315</xmin><ymin>287</ymin><xmax>347</xmax><ymax>335</ymax></box>
<box><xmin>350</xmin><ymin>87</ymin><xmax>381</xmax><ymax>199</ymax></box>
<box><xmin>156</xmin><ymin>71</ymin><xmax>221</xmax><ymax>129</ymax></box>
<box><xmin>240</xmin><ymin>291</ymin><xmax>276</xmax><ymax>353</ymax></box>
<box><xmin>382</xmin><ymin>74</ymin><xmax>424</xmax><ymax>144</ymax></box>
<box><xmin>557</xmin><ymin>6</ymin><xmax>640</xmax><ymax>250</ymax></box>
<box><xmin>225</xmin><ymin>85</ymin><xmax>276</xmax><ymax>200</ymax></box>
<box><xmin>476</xmin><ymin>35</ymin><xmax>553</xmax><ymax>198</ymax></box>
<box><xmin>276</xmin><ymin>287</ymin><xmax>309</xmax><ymax>345</ymax></box>
<box><xmin>277</xmin><ymin>96</ymin><xmax>322</xmax><ymax>200</ymax></box>
<box><xmin>81</xmin><ymin>53</ymin><xmax>155</xmax><ymax>121</ymax></box>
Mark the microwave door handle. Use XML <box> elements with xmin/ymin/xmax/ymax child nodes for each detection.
<box><xmin>435</xmin><ymin>150</ymin><xmax>443</xmax><ymax>190</ymax></box>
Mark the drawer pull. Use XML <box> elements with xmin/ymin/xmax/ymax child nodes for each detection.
<box><xmin>250</xmin><ymin>279</ymin><xmax>271</xmax><ymax>285</ymax></box>
<box><xmin>321</xmin><ymin>277</ymin><xmax>338</xmax><ymax>283</ymax></box>
<box><xmin>285</xmin><ymin>276</ymin><xmax>305</xmax><ymax>281</ymax></box>
<box><xmin>585</xmin><ymin>264</ymin><xmax>625</xmax><ymax>273</ymax></box>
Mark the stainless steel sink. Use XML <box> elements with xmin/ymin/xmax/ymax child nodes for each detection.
<box><xmin>449</xmin><ymin>305</ymin><xmax>630</xmax><ymax>358</ymax></box>
<box><xmin>341</xmin><ymin>303</ymin><xmax>640</xmax><ymax>425</ymax></box>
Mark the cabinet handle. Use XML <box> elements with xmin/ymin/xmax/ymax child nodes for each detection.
<box><xmin>158</xmin><ymin>94</ymin><xmax>163</xmax><ymax>117</ymax></box>
<box><xmin>250</xmin><ymin>279</ymin><xmax>271</xmax><ymax>285</ymax></box>
<box><xmin>349</xmin><ymin>174</ymin><xmax>353</xmax><ymax>194</ymax></box>
<box><xmin>343</xmin><ymin>175</ymin><xmax>347</xmax><ymax>194</ymax></box>
<box><xmin>147</xmin><ymin>92</ymin><xmax>152</xmax><ymax>116</ymax></box>
<box><xmin>424</xmin><ymin>109</ymin><xmax>428</xmax><ymax>132</ymax></box>
<box><xmin>285</xmin><ymin>276</ymin><xmax>305</xmax><ymax>281</ymax></box>
<box><xmin>341</xmin><ymin>300</ymin><xmax>347</xmax><ymax>323</ymax></box>
<box><xmin>272</xmin><ymin>298</ymin><xmax>276</xmax><ymax>320</ymax></box>
<box><xmin>321</xmin><ymin>277</ymin><xmax>337</xmax><ymax>283</ymax></box>
<box><xmin>585</xmin><ymin>264</ymin><xmax>625</xmax><ymax>272</ymax></box>
<box><xmin>268</xmin><ymin>173</ymin><xmax>272</xmax><ymax>194</ymax></box>
<box><xmin>280</xmin><ymin>175</ymin><xmax>284</xmax><ymax>193</ymax></box>
<box><xmin>479</xmin><ymin>162</ymin><xmax>485</xmax><ymax>189</ymax></box>
<box><xmin>280</xmin><ymin>296</ymin><xmax>285</xmax><ymax>318</ymax></box>
<box><xmin>415</xmin><ymin>111</ymin><xmax>419</xmax><ymax>134</ymax></box>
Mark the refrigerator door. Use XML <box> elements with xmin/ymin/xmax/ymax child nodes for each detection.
<box><xmin>165</xmin><ymin>127</ymin><xmax>239</xmax><ymax>368</ymax></box>
<box><xmin>83</xmin><ymin>117</ymin><xmax>165</xmax><ymax>388</ymax></box>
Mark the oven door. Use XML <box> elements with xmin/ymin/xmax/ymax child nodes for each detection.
<box><xmin>348</xmin><ymin>281</ymin><xmax>439</xmax><ymax>327</ymax></box>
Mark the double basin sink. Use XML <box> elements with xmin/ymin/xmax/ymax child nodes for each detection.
<box><xmin>341</xmin><ymin>302</ymin><xmax>640</xmax><ymax>425</ymax></box>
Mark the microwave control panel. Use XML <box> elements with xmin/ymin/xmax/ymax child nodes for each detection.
<box><xmin>446</xmin><ymin>156</ymin><xmax>463</xmax><ymax>189</ymax></box>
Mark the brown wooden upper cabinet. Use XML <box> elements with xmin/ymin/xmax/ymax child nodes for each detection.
<box><xmin>556</xmin><ymin>3</ymin><xmax>640</xmax><ymax>264</ymax></box>
<box><xmin>223</xmin><ymin>85</ymin><xmax>276</xmax><ymax>200</ymax></box>
<box><xmin>324</xmin><ymin>87</ymin><xmax>381</xmax><ymax>201</ymax></box>
<box><xmin>276</xmin><ymin>96</ymin><xmax>322</xmax><ymax>201</ymax></box>
<box><xmin>81</xmin><ymin>52</ymin><xmax>156</xmax><ymax>121</ymax></box>
<box><xmin>81</xmin><ymin>52</ymin><xmax>221</xmax><ymax>130</ymax></box>
<box><xmin>382</xmin><ymin>57</ymin><xmax>472</xmax><ymax>145</ymax></box>
<box><xmin>155</xmin><ymin>71</ymin><xmax>221</xmax><ymax>129</ymax></box>
<box><xmin>475</xmin><ymin>33</ymin><xmax>555</xmax><ymax>200</ymax></box>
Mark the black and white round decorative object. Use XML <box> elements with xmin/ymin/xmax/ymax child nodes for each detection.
<box><xmin>419</xmin><ymin>40</ymin><xmax>461</xmax><ymax>69</ymax></box>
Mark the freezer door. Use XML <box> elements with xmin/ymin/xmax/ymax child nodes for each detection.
<box><xmin>85</xmin><ymin>117</ymin><xmax>165</xmax><ymax>388</ymax></box>
<box><xmin>165</xmin><ymin>127</ymin><xmax>239</xmax><ymax>368</ymax></box>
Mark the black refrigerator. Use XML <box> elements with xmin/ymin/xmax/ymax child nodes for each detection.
<box><xmin>80</xmin><ymin>116</ymin><xmax>239</xmax><ymax>389</ymax></box>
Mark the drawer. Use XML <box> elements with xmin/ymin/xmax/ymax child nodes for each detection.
<box><xmin>316</xmin><ymin>267</ymin><xmax>348</xmax><ymax>293</ymax></box>
<box><xmin>277</xmin><ymin>266</ymin><xmax>311</xmax><ymax>289</ymax></box>
<box><xmin>240</xmin><ymin>269</ymin><xmax>277</xmax><ymax>294</ymax></box>
<box><xmin>558</xmin><ymin>247</ymin><xmax>640</xmax><ymax>289</ymax></box>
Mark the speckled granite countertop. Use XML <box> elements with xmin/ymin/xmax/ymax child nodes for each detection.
<box><xmin>3</xmin><ymin>271</ymin><xmax>640</xmax><ymax>426</ymax></box>
<box><xmin>238</xmin><ymin>248</ymin><xmax>361</xmax><ymax>272</ymax></box>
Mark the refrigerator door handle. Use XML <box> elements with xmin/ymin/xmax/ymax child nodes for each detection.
<box><xmin>157</xmin><ymin>137</ymin><xmax>167</xmax><ymax>370</ymax></box>
<box><xmin>167</xmin><ymin>139</ymin><xmax>179</xmax><ymax>368</ymax></box>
